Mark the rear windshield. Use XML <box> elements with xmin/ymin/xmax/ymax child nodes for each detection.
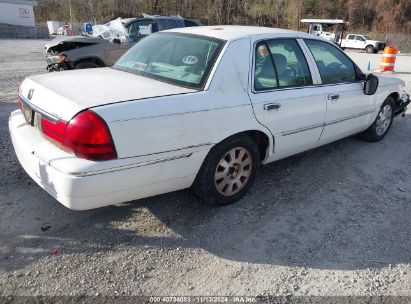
<box><xmin>113</xmin><ymin>33</ymin><xmax>224</xmax><ymax>89</ymax></box>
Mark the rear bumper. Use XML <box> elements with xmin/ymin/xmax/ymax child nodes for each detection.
<box><xmin>9</xmin><ymin>110</ymin><xmax>202</xmax><ymax>210</ymax></box>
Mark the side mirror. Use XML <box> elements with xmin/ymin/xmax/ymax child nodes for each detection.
<box><xmin>364</xmin><ymin>73</ymin><xmax>379</xmax><ymax>95</ymax></box>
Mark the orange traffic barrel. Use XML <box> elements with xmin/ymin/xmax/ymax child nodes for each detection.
<box><xmin>380</xmin><ymin>46</ymin><xmax>398</xmax><ymax>72</ymax></box>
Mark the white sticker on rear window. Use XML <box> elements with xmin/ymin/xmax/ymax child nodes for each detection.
<box><xmin>182</xmin><ymin>55</ymin><xmax>198</xmax><ymax>65</ymax></box>
<box><xmin>133</xmin><ymin>62</ymin><xmax>147</xmax><ymax>71</ymax></box>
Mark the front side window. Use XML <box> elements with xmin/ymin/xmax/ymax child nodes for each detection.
<box><xmin>127</xmin><ymin>19</ymin><xmax>154</xmax><ymax>42</ymax></box>
<box><xmin>305</xmin><ymin>39</ymin><xmax>357</xmax><ymax>84</ymax></box>
<box><xmin>114</xmin><ymin>33</ymin><xmax>224</xmax><ymax>89</ymax></box>
<box><xmin>356</xmin><ymin>36</ymin><xmax>365</xmax><ymax>41</ymax></box>
<box><xmin>254</xmin><ymin>39</ymin><xmax>313</xmax><ymax>91</ymax></box>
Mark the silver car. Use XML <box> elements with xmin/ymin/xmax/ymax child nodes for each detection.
<box><xmin>45</xmin><ymin>16</ymin><xmax>201</xmax><ymax>71</ymax></box>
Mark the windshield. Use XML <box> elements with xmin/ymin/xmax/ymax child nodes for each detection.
<box><xmin>113</xmin><ymin>33</ymin><xmax>224</xmax><ymax>89</ymax></box>
<box><xmin>363</xmin><ymin>35</ymin><xmax>369</xmax><ymax>40</ymax></box>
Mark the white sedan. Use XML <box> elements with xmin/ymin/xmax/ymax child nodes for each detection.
<box><xmin>9</xmin><ymin>26</ymin><xmax>410</xmax><ymax>210</ymax></box>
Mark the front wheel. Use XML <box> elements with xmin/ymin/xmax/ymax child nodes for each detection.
<box><xmin>365</xmin><ymin>45</ymin><xmax>375</xmax><ymax>54</ymax></box>
<box><xmin>360</xmin><ymin>97</ymin><xmax>395</xmax><ymax>142</ymax></box>
<box><xmin>193</xmin><ymin>135</ymin><xmax>260</xmax><ymax>206</ymax></box>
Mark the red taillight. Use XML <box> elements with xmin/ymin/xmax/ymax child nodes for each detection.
<box><xmin>41</xmin><ymin>118</ymin><xmax>67</xmax><ymax>145</ymax></box>
<box><xmin>41</xmin><ymin>110</ymin><xmax>117</xmax><ymax>161</ymax></box>
<box><xmin>64</xmin><ymin>110</ymin><xmax>117</xmax><ymax>161</ymax></box>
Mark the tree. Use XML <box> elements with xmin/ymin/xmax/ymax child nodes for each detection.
<box><xmin>34</xmin><ymin>0</ymin><xmax>411</xmax><ymax>33</ymax></box>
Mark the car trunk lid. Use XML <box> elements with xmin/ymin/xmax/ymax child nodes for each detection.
<box><xmin>19</xmin><ymin>67</ymin><xmax>196</xmax><ymax>122</ymax></box>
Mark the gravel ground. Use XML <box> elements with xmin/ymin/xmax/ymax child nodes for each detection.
<box><xmin>0</xmin><ymin>39</ymin><xmax>47</xmax><ymax>102</ymax></box>
<box><xmin>0</xmin><ymin>39</ymin><xmax>410</xmax><ymax>300</ymax></box>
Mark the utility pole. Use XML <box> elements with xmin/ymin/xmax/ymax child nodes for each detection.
<box><xmin>68</xmin><ymin>0</ymin><xmax>73</xmax><ymax>28</ymax></box>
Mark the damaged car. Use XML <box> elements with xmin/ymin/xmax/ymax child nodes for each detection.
<box><xmin>45</xmin><ymin>15</ymin><xmax>201</xmax><ymax>71</ymax></box>
<box><xmin>11</xmin><ymin>26</ymin><xmax>410</xmax><ymax>210</ymax></box>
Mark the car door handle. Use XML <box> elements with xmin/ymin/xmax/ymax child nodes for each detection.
<box><xmin>264</xmin><ymin>103</ymin><xmax>281</xmax><ymax>110</ymax></box>
<box><xmin>327</xmin><ymin>94</ymin><xmax>340</xmax><ymax>101</ymax></box>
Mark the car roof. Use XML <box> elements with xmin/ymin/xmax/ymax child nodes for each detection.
<box><xmin>136</xmin><ymin>16</ymin><xmax>189</xmax><ymax>21</ymax></box>
<box><xmin>300</xmin><ymin>19</ymin><xmax>346</xmax><ymax>25</ymax></box>
<box><xmin>124</xmin><ymin>16</ymin><xmax>196</xmax><ymax>26</ymax></box>
<box><xmin>165</xmin><ymin>25</ymin><xmax>315</xmax><ymax>41</ymax></box>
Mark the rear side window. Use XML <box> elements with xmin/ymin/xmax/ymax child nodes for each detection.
<box><xmin>157</xmin><ymin>19</ymin><xmax>178</xmax><ymax>31</ymax></box>
<box><xmin>305</xmin><ymin>39</ymin><xmax>357</xmax><ymax>84</ymax></box>
<box><xmin>347</xmin><ymin>35</ymin><xmax>355</xmax><ymax>40</ymax></box>
<box><xmin>254</xmin><ymin>39</ymin><xmax>313</xmax><ymax>91</ymax></box>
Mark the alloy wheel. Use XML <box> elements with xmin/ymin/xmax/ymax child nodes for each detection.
<box><xmin>376</xmin><ymin>105</ymin><xmax>392</xmax><ymax>136</ymax></box>
<box><xmin>214</xmin><ymin>147</ymin><xmax>253</xmax><ymax>196</ymax></box>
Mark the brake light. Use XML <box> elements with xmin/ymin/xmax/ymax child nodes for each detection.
<box><xmin>41</xmin><ymin>110</ymin><xmax>117</xmax><ymax>161</ymax></box>
<box><xmin>64</xmin><ymin>111</ymin><xmax>117</xmax><ymax>161</ymax></box>
<box><xmin>41</xmin><ymin>118</ymin><xmax>67</xmax><ymax>144</ymax></box>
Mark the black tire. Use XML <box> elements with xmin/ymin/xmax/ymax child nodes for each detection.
<box><xmin>365</xmin><ymin>45</ymin><xmax>375</xmax><ymax>54</ymax></box>
<box><xmin>75</xmin><ymin>61</ymin><xmax>100</xmax><ymax>69</ymax></box>
<box><xmin>193</xmin><ymin>135</ymin><xmax>260</xmax><ymax>206</ymax></box>
<box><xmin>360</xmin><ymin>96</ymin><xmax>395</xmax><ymax>142</ymax></box>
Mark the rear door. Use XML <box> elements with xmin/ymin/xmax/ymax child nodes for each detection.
<box><xmin>303</xmin><ymin>39</ymin><xmax>375</xmax><ymax>143</ymax></box>
<box><xmin>102</xmin><ymin>42</ymin><xmax>133</xmax><ymax>66</ymax></box>
<box><xmin>249</xmin><ymin>38</ymin><xmax>326</xmax><ymax>161</ymax></box>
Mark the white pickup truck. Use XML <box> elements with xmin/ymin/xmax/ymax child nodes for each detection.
<box><xmin>340</xmin><ymin>34</ymin><xmax>386</xmax><ymax>53</ymax></box>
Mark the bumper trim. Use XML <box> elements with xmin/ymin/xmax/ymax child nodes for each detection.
<box><xmin>394</xmin><ymin>94</ymin><xmax>410</xmax><ymax>116</ymax></box>
<box><xmin>67</xmin><ymin>153</ymin><xmax>193</xmax><ymax>177</ymax></box>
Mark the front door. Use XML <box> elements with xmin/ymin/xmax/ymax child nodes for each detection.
<box><xmin>103</xmin><ymin>43</ymin><xmax>134</xmax><ymax>66</ymax></box>
<box><xmin>345</xmin><ymin>34</ymin><xmax>356</xmax><ymax>48</ymax></box>
<box><xmin>303</xmin><ymin>39</ymin><xmax>375</xmax><ymax>143</ymax></box>
<box><xmin>354</xmin><ymin>35</ymin><xmax>366</xmax><ymax>50</ymax></box>
<box><xmin>249</xmin><ymin>38</ymin><xmax>326</xmax><ymax>161</ymax></box>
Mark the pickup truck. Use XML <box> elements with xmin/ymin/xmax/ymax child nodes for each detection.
<box><xmin>340</xmin><ymin>34</ymin><xmax>385</xmax><ymax>53</ymax></box>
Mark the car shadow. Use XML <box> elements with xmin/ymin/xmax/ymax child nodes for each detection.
<box><xmin>1</xmin><ymin>102</ymin><xmax>410</xmax><ymax>273</ymax></box>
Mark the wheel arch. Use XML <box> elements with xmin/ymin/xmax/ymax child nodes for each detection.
<box><xmin>388</xmin><ymin>91</ymin><xmax>399</xmax><ymax>102</ymax></box>
<box><xmin>74</xmin><ymin>56</ymin><xmax>106</xmax><ymax>67</ymax></box>
<box><xmin>213</xmin><ymin>129</ymin><xmax>274</xmax><ymax>163</ymax></box>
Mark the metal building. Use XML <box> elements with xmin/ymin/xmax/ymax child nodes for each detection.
<box><xmin>0</xmin><ymin>0</ymin><xmax>37</xmax><ymax>27</ymax></box>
